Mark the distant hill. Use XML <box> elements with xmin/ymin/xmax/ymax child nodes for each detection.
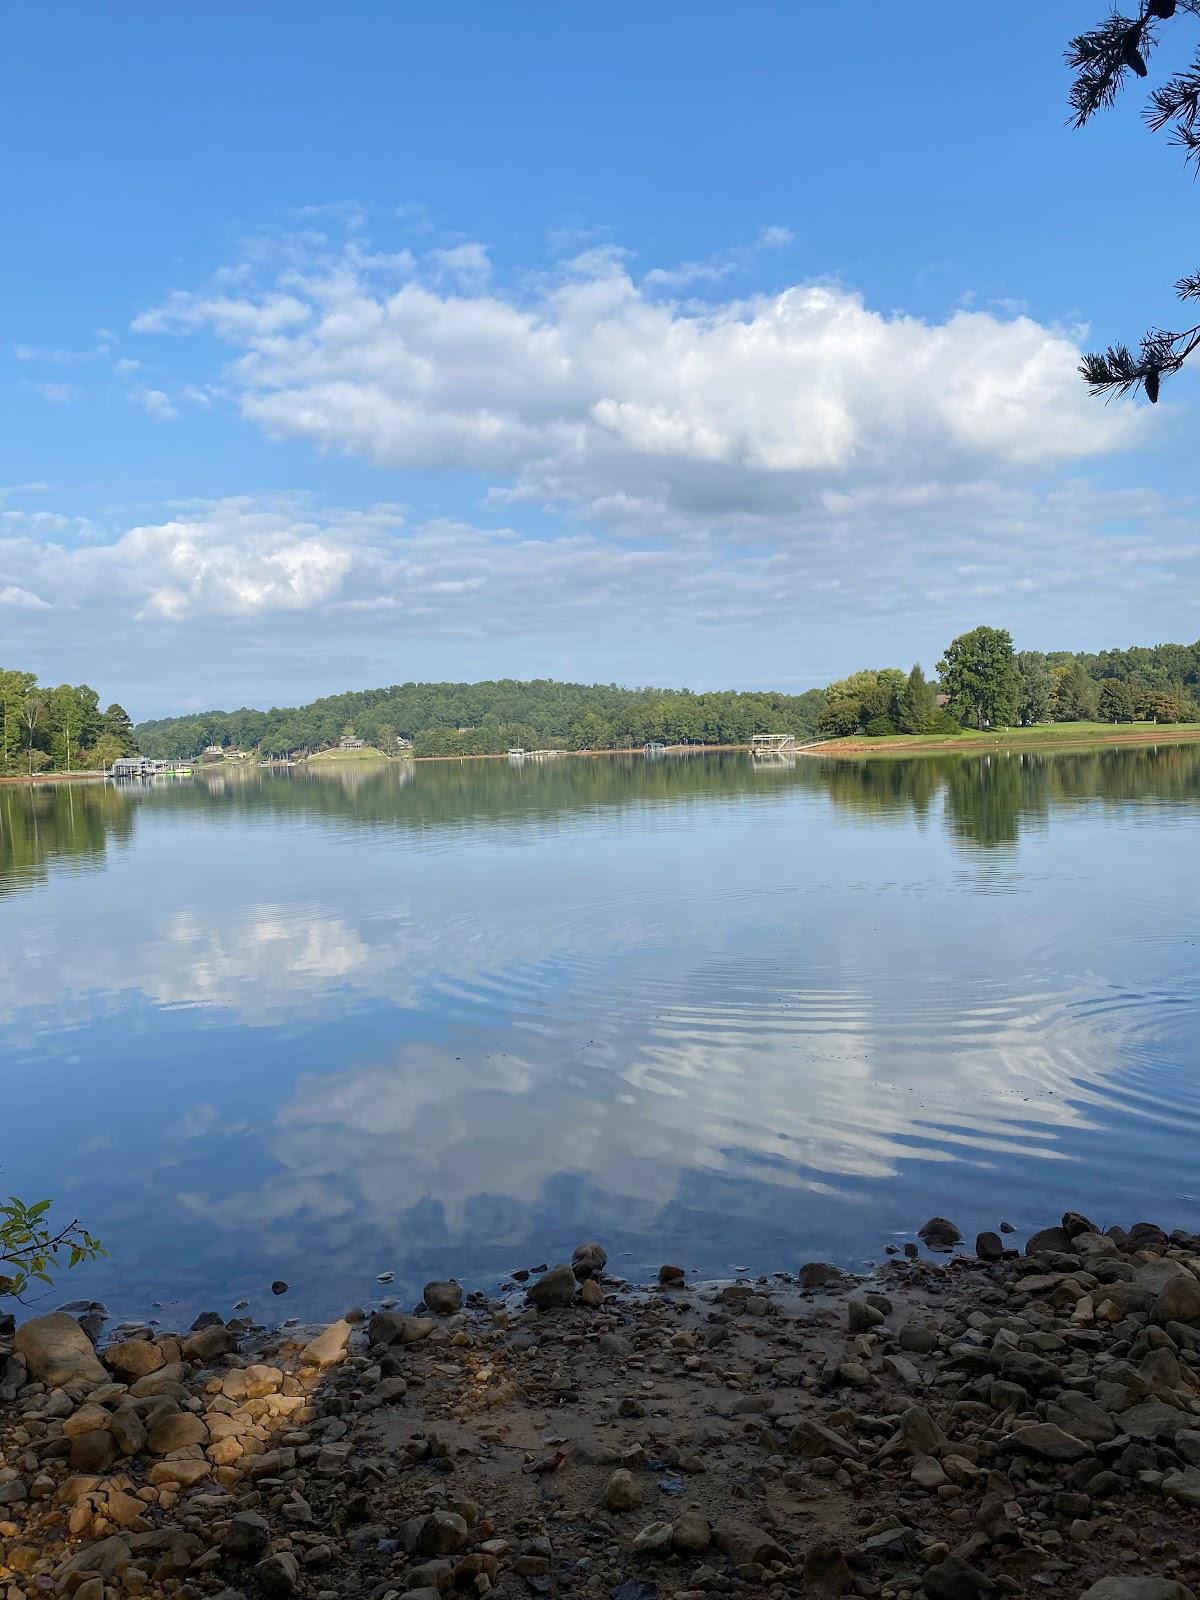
<box><xmin>134</xmin><ymin>677</ymin><xmax>826</xmax><ymax>759</ymax></box>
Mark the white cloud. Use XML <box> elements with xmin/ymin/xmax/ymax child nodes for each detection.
<box><xmin>137</xmin><ymin>387</ymin><xmax>179</xmax><ymax>421</ymax></box>
<box><xmin>34</xmin><ymin>381</ymin><xmax>76</xmax><ymax>404</ymax></box>
<box><xmin>0</xmin><ymin>583</ymin><xmax>50</xmax><ymax>609</ymax></box>
<box><xmin>132</xmin><ymin>234</ymin><xmax>1144</xmax><ymax>540</ymax></box>
<box><xmin>132</xmin><ymin>290</ymin><xmax>311</xmax><ymax>338</ymax></box>
<box><xmin>756</xmin><ymin>224</ymin><xmax>794</xmax><ymax>248</ymax></box>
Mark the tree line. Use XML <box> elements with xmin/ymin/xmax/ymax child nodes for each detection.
<box><xmin>0</xmin><ymin>670</ymin><xmax>136</xmax><ymax>776</ymax></box>
<box><xmin>817</xmin><ymin>628</ymin><xmax>1200</xmax><ymax>738</ymax></box>
<box><xmin>133</xmin><ymin>679</ymin><xmax>828</xmax><ymax>760</ymax></box>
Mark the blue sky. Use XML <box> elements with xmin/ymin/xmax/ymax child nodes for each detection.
<box><xmin>2</xmin><ymin>2</ymin><xmax>1198</xmax><ymax>717</ymax></box>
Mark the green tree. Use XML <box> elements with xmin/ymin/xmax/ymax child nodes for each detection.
<box><xmin>0</xmin><ymin>670</ymin><xmax>37</xmax><ymax>772</ymax></box>
<box><xmin>1098</xmin><ymin>679</ymin><xmax>1136</xmax><ymax>723</ymax></box>
<box><xmin>895</xmin><ymin>664</ymin><xmax>936</xmax><ymax>733</ymax></box>
<box><xmin>20</xmin><ymin>693</ymin><xmax>46</xmax><ymax>777</ymax></box>
<box><xmin>937</xmin><ymin>627</ymin><xmax>1019</xmax><ymax>730</ymax></box>
<box><xmin>1052</xmin><ymin>661</ymin><xmax>1099</xmax><ymax>722</ymax></box>
<box><xmin>102</xmin><ymin>703</ymin><xmax>136</xmax><ymax>755</ymax></box>
<box><xmin>1015</xmin><ymin>651</ymin><xmax>1054</xmax><ymax>726</ymax></box>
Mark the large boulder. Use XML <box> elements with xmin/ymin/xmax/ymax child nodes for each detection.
<box><xmin>105</xmin><ymin>1339</ymin><xmax>164</xmax><ymax>1380</ymax></box>
<box><xmin>422</xmin><ymin>1281</ymin><xmax>462</xmax><ymax>1316</ymax></box>
<box><xmin>918</xmin><ymin>1217</ymin><xmax>961</xmax><ymax>1250</ymax></box>
<box><xmin>1025</xmin><ymin>1225</ymin><xmax>1073</xmax><ymax>1256</ymax></box>
<box><xmin>14</xmin><ymin>1313</ymin><xmax>107</xmax><ymax>1387</ymax></box>
<box><xmin>571</xmin><ymin>1241</ymin><xmax>608</xmax><ymax>1279</ymax></box>
<box><xmin>300</xmin><ymin>1318</ymin><xmax>353</xmax><ymax>1368</ymax></box>
<box><xmin>1157</xmin><ymin>1273</ymin><xmax>1200</xmax><ymax>1327</ymax></box>
<box><xmin>526</xmin><ymin>1264</ymin><xmax>577</xmax><ymax>1310</ymax></box>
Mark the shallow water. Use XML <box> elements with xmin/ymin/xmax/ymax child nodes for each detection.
<box><xmin>2</xmin><ymin>746</ymin><xmax>1198</xmax><ymax>1324</ymax></box>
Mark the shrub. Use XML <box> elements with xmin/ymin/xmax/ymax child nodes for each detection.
<box><xmin>0</xmin><ymin>1196</ymin><xmax>105</xmax><ymax>1300</ymax></box>
<box><xmin>863</xmin><ymin>715</ymin><xmax>898</xmax><ymax>738</ymax></box>
<box><xmin>927</xmin><ymin>709</ymin><xmax>962</xmax><ymax>733</ymax></box>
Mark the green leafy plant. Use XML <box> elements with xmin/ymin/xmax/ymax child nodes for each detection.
<box><xmin>0</xmin><ymin>1196</ymin><xmax>105</xmax><ymax>1300</ymax></box>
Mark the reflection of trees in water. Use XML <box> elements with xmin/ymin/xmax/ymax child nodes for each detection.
<box><xmin>3</xmin><ymin>745</ymin><xmax>1199</xmax><ymax>891</ymax></box>
<box><xmin>809</xmin><ymin>745</ymin><xmax>1200</xmax><ymax>849</ymax></box>
<box><xmin>0</xmin><ymin>782</ymin><xmax>136</xmax><ymax>894</ymax></box>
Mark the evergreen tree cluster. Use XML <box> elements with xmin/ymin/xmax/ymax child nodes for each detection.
<box><xmin>0</xmin><ymin>669</ymin><xmax>135</xmax><ymax>776</ymax></box>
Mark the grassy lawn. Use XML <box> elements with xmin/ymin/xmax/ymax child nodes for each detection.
<box><xmin>306</xmin><ymin>746</ymin><xmax>390</xmax><ymax>763</ymax></box>
<box><xmin>817</xmin><ymin>721</ymin><xmax>1200</xmax><ymax>758</ymax></box>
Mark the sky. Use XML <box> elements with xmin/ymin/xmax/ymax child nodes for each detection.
<box><xmin>2</xmin><ymin>1</ymin><xmax>1199</xmax><ymax>718</ymax></box>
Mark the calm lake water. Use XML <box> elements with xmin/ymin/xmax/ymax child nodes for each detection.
<box><xmin>3</xmin><ymin>747</ymin><xmax>1199</xmax><ymax>1325</ymax></box>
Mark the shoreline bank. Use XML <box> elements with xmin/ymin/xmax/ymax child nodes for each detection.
<box><xmin>5</xmin><ymin>1208</ymin><xmax>1200</xmax><ymax>1600</ymax></box>
<box><xmin>812</xmin><ymin>724</ymin><xmax>1200</xmax><ymax>759</ymax></box>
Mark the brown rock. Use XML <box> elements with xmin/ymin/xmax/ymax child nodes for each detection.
<box><xmin>147</xmin><ymin>1409</ymin><xmax>209</xmax><ymax>1454</ymax></box>
<box><xmin>14</xmin><ymin>1312</ymin><xmax>107</xmax><ymax>1387</ymax></box>
<box><xmin>104</xmin><ymin>1339</ymin><xmax>164</xmax><ymax>1380</ymax></box>
<box><xmin>69</xmin><ymin>1430</ymin><xmax>119</xmax><ymax>1473</ymax></box>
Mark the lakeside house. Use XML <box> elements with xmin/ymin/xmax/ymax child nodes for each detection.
<box><xmin>339</xmin><ymin>736</ymin><xmax>366</xmax><ymax>750</ymax></box>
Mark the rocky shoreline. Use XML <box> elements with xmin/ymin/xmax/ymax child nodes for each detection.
<box><xmin>4</xmin><ymin>1212</ymin><xmax>1200</xmax><ymax>1600</ymax></box>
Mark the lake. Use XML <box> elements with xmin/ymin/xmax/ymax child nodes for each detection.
<box><xmin>3</xmin><ymin>746</ymin><xmax>1199</xmax><ymax>1326</ymax></box>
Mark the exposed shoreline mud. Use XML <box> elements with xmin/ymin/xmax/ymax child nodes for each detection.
<box><xmin>5</xmin><ymin>1211</ymin><xmax>1200</xmax><ymax>1600</ymax></box>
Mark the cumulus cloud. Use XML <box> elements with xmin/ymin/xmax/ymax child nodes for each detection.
<box><xmin>131</xmin><ymin>234</ymin><xmax>1144</xmax><ymax>538</ymax></box>
<box><xmin>137</xmin><ymin>387</ymin><xmax>179</xmax><ymax>421</ymax></box>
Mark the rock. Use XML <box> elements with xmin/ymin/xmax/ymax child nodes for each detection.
<box><xmin>69</xmin><ymin>1429</ymin><xmax>119</xmax><ymax>1472</ymax></box>
<box><xmin>1026</xmin><ymin>1225</ymin><xmax>1073</xmax><ymax>1256</ymax></box>
<box><xmin>713</xmin><ymin>1519</ymin><xmax>788</xmax><ymax>1566</ymax></box>
<box><xmin>911</xmin><ymin>1454</ymin><xmax>950</xmax><ymax>1490</ymax></box>
<box><xmin>63</xmin><ymin>1401</ymin><xmax>112</xmax><ymax>1437</ymax></box>
<box><xmin>368</xmin><ymin>1311</ymin><xmax>434</xmax><ymax>1344</ymax></box>
<box><xmin>104</xmin><ymin>1338</ymin><xmax>163</xmax><ymax>1379</ymax></box>
<box><xmin>271</xmin><ymin>1280</ymin><xmax>289</xmax><ymax>1294</ymax></box>
<box><xmin>918</xmin><ymin>1217</ymin><xmax>962</xmax><ymax>1249</ymax></box>
<box><xmin>1081</xmin><ymin>1580</ymin><xmax>1197</xmax><ymax>1600</ymax></box>
<box><xmin>104</xmin><ymin>1491</ymin><xmax>147</xmax><ymax>1531</ymax></box>
<box><xmin>1006</xmin><ymin>1423</ymin><xmax>1090</xmax><ymax>1461</ymax></box>
<box><xmin>1127</xmin><ymin>1223</ymin><xmax>1170</xmax><ymax>1254</ymax></box>
<box><xmin>54</xmin><ymin>1535</ymin><xmax>132</xmax><ymax>1582</ymax></box>
<box><xmin>181</xmin><ymin>1323</ymin><xmax>235</xmax><ymax>1362</ymax></box>
<box><xmin>798</xmin><ymin>1262</ymin><xmax>842</xmax><ymax>1290</ymax></box>
<box><xmin>411</xmin><ymin>1511</ymin><xmax>469</xmax><ymax>1557</ymax></box>
<box><xmin>1157</xmin><ymin>1274</ymin><xmax>1200</xmax><ymax>1326</ymax></box>
<box><xmin>580</xmin><ymin>1278</ymin><xmax>604</xmax><ymax>1308</ymax></box>
<box><xmin>422</xmin><ymin>1280</ymin><xmax>463</xmax><ymax>1316</ymax></box>
<box><xmin>1161</xmin><ymin>1469</ymin><xmax>1200</xmax><ymax>1509</ymax></box>
<box><xmin>1062</xmin><ymin>1210</ymin><xmax>1100</xmax><ymax>1237</ymax></box>
<box><xmin>848</xmin><ymin>1297</ymin><xmax>883</xmax><ymax>1331</ymax></box>
<box><xmin>900</xmin><ymin>1323</ymin><xmax>940</xmax><ymax>1354</ymax></box>
<box><xmin>923</xmin><ymin>1555</ymin><xmax>991</xmax><ymax>1599</ymax></box>
<box><xmin>223</xmin><ymin>1511</ymin><xmax>271</xmax><ymax>1563</ymax></box>
<box><xmin>790</xmin><ymin>1417</ymin><xmax>856</xmax><ymax>1458</ymax></box>
<box><xmin>1121</xmin><ymin>1401</ymin><xmax>1189</xmax><ymax>1440</ymax></box>
<box><xmin>658</xmin><ymin>1264</ymin><xmax>686</xmax><ymax>1287</ymax></box>
<box><xmin>527</xmin><ymin>1264</ymin><xmax>577</xmax><ymax>1310</ymax></box>
<box><xmin>603</xmin><ymin>1468</ymin><xmax>641</xmax><ymax>1512</ymax></box>
<box><xmin>632</xmin><ymin>1520</ymin><xmax>673</xmax><ymax>1555</ymax></box>
<box><xmin>975</xmin><ymin>1231</ymin><xmax>1004</xmax><ymax>1262</ymax></box>
<box><xmin>671</xmin><ymin>1509</ymin><xmax>711</xmax><ymax>1555</ymax></box>
<box><xmin>571</xmin><ymin>1241</ymin><xmax>608</xmax><ymax>1279</ymax></box>
<box><xmin>301</xmin><ymin>1318</ymin><xmax>353</xmax><ymax>1367</ymax></box>
<box><xmin>14</xmin><ymin>1312</ymin><xmax>107</xmax><ymax>1386</ymax></box>
<box><xmin>802</xmin><ymin>1541</ymin><xmax>853</xmax><ymax>1597</ymax></box>
<box><xmin>255</xmin><ymin>1552</ymin><xmax>300</xmax><ymax>1598</ymax></box>
<box><xmin>148</xmin><ymin>1410</ymin><xmax>209</xmax><ymax>1453</ymax></box>
<box><xmin>148</xmin><ymin>1457</ymin><xmax>210</xmax><ymax>1488</ymax></box>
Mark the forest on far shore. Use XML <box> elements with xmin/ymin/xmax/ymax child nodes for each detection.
<box><xmin>6</xmin><ymin>630</ymin><xmax>1200</xmax><ymax>772</ymax></box>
